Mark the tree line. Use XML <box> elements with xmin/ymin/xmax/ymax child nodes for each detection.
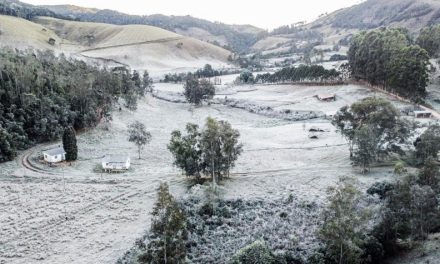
<box><xmin>348</xmin><ymin>28</ymin><xmax>430</xmax><ymax>101</ymax></box>
<box><xmin>161</xmin><ymin>64</ymin><xmax>239</xmax><ymax>83</ymax></box>
<box><xmin>0</xmin><ymin>49</ymin><xmax>151</xmax><ymax>162</ymax></box>
<box><xmin>0</xmin><ymin>0</ymin><xmax>67</xmax><ymax>20</ymax></box>
<box><xmin>255</xmin><ymin>65</ymin><xmax>340</xmax><ymax>84</ymax></box>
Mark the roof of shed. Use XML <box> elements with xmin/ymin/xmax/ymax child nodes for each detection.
<box><xmin>102</xmin><ymin>154</ymin><xmax>130</xmax><ymax>163</ymax></box>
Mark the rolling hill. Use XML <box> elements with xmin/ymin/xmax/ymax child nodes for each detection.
<box><xmin>41</xmin><ymin>4</ymin><xmax>266</xmax><ymax>53</ymax></box>
<box><xmin>0</xmin><ymin>15</ymin><xmax>232</xmax><ymax>76</ymax></box>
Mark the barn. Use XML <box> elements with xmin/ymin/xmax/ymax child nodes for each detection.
<box><xmin>43</xmin><ymin>146</ymin><xmax>66</xmax><ymax>163</ymax></box>
<box><xmin>102</xmin><ymin>154</ymin><xmax>131</xmax><ymax>172</ymax></box>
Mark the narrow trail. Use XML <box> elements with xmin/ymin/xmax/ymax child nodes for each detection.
<box><xmin>80</xmin><ymin>37</ymin><xmax>184</xmax><ymax>53</ymax></box>
<box><xmin>19</xmin><ymin>148</ymin><xmax>57</xmax><ymax>176</ymax></box>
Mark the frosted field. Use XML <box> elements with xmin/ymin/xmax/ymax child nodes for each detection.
<box><xmin>0</xmin><ymin>80</ymin><xmax>416</xmax><ymax>264</ymax></box>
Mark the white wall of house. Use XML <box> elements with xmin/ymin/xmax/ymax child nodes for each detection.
<box><xmin>102</xmin><ymin>159</ymin><xmax>130</xmax><ymax>171</ymax></box>
<box><xmin>43</xmin><ymin>153</ymin><xmax>65</xmax><ymax>163</ymax></box>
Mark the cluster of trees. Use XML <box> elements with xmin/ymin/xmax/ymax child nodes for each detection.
<box><xmin>168</xmin><ymin>118</ymin><xmax>242</xmax><ymax>183</ymax></box>
<box><xmin>417</xmin><ymin>24</ymin><xmax>440</xmax><ymax>57</ymax></box>
<box><xmin>328</xmin><ymin>54</ymin><xmax>348</xmax><ymax>61</ymax></box>
<box><xmin>235</xmin><ymin>71</ymin><xmax>255</xmax><ymax>84</ymax></box>
<box><xmin>183</xmin><ymin>75</ymin><xmax>215</xmax><ymax>105</ymax></box>
<box><xmin>255</xmin><ymin>65</ymin><xmax>340</xmax><ymax>84</ymax></box>
<box><xmin>348</xmin><ymin>28</ymin><xmax>430</xmax><ymax>101</ymax></box>
<box><xmin>0</xmin><ymin>49</ymin><xmax>151</xmax><ymax>162</ymax></box>
<box><xmin>333</xmin><ymin>97</ymin><xmax>411</xmax><ymax>172</ymax></box>
<box><xmin>317</xmin><ymin>158</ymin><xmax>440</xmax><ymax>264</ymax></box>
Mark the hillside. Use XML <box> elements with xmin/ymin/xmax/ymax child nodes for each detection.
<box><xmin>306</xmin><ymin>0</ymin><xmax>440</xmax><ymax>44</ymax></box>
<box><xmin>0</xmin><ymin>15</ymin><xmax>232</xmax><ymax>76</ymax></box>
<box><xmin>250</xmin><ymin>0</ymin><xmax>440</xmax><ymax>59</ymax></box>
<box><xmin>41</xmin><ymin>4</ymin><xmax>266</xmax><ymax>53</ymax></box>
<box><xmin>0</xmin><ymin>15</ymin><xmax>66</xmax><ymax>50</ymax></box>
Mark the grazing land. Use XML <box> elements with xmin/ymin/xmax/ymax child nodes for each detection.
<box><xmin>0</xmin><ymin>74</ymin><xmax>424</xmax><ymax>263</ymax></box>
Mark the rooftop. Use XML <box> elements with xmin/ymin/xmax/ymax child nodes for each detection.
<box><xmin>102</xmin><ymin>154</ymin><xmax>130</xmax><ymax>163</ymax></box>
<box><xmin>43</xmin><ymin>147</ymin><xmax>66</xmax><ymax>156</ymax></box>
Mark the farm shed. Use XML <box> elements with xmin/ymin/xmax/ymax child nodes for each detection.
<box><xmin>316</xmin><ymin>94</ymin><xmax>336</xmax><ymax>102</ymax></box>
<box><xmin>414</xmin><ymin>111</ymin><xmax>432</xmax><ymax>119</ymax></box>
<box><xmin>102</xmin><ymin>154</ymin><xmax>131</xmax><ymax>172</ymax></box>
<box><xmin>43</xmin><ymin>146</ymin><xmax>66</xmax><ymax>163</ymax></box>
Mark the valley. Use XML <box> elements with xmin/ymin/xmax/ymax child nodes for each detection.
<box><xmin>1</xmin><ymin>0</ymin><xmax>440</xmax><ymax>263</ymax></box>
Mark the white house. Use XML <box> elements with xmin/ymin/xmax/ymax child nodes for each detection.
<box><xmin>43</xmin><ymin>146</ymin><xmax>66</xmax><ymax>163</ymax></box>
<box><xmin>102</xmin><ymin>154</ymin><xmax>130</xmax><ymax>172</ymax></box>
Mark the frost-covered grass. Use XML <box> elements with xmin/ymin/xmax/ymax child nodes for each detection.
<box><xmin>0</xmin><ymin>82</ymin><xmax>407</xmax><ymax>263</ymax></box>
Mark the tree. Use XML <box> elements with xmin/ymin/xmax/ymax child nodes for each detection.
<box><xmin>168</xmin><ymin>123</ymin><xmax>203</xmax><ymax>180</ymax></box>
<box><xmin>0</xmin><ymin>127</ymin><xmax>16</xmax><ymax>162</ymax></box>
<box><xmin>168</xmin><ymin>118</ymin><xmax>242</xmax><ymax>183</ymax></box>
<box><xmin>128</xmin><ymin>121</ymin><xmax>152</xmax><ymax>159</ymax></box>
<box><xmin>142</xmin><ymin>70</ymin><xmax>153</xmax><ymax>94</ymax></box>
<box><xmin>319</xmin><ymin>178</ymin><xmax>370</xmax><ymax>264</ymax></box>
<box><xmin>183</xmin><ymin>75</ymin><xmax>215</xmax><ymax>105</ymax></box>
<box><xmin>414</xmin><ymin>124</ymin><xmax>440</xmax><ymax>165</ymax></box>
<box><xmin>409</xmin><ymin>184</ymin><xmax>438</xmax><ymax>239</ymax></box>
<box><xmin>138</xmin><ymin>183</ymin><xmax>187</xmax><ymax>264</ymax></box>
<box><xmin>352</xmin><ymin>125</ymin><xmax>378</xmax><ymax>173</ymax></box>
<box><xmin>62</xmin><ymin>126</ymin><xmax>78</xmax><ymax>161</ymax></box>
<box><xmin>333</xmin><ymin>97</ymin><xmax>410</xmax><ymax>169</ymax></box>
<box><xmin>200</xmin><ymin>117</ymin><xmax>243</xmax><ymax>184</ymax></box>
<box><xmin>418</xmin><ymin>157</ymin><xmax>440</xmax><ymax>191</ymax></box>
<box><xmin>236</xmin><ymin>71</ymin><xmax>255</xmax><ymax>84</ymax></box>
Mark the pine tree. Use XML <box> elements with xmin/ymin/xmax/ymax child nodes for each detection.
<box><xmin>62</xmin><ymin>126</ymin><xmax>78</xmax><ymax>161</ymax></box>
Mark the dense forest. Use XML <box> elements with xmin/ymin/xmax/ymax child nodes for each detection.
<box><xmin>0</xmin><ymin>49</ymin><xmax>150</xmax><ymax>162</ymax></box>
<box><xmin>348</xmin><ymin>28</ymin><xmax>429</xmax><ymax>101</ymax></box>
<box><xmin>255</xmin><ymin>65</ymin><xmax>340</xmax><ymax>84</ymax></box>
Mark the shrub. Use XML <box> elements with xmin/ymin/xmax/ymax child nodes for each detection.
<box><xmin>230</xmin><ymin>240</ymin><xmax>275</xmax><ymax>264</ymax></box>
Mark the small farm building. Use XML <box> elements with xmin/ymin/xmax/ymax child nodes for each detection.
<box><xmin>414</xmin><ymin>111</ymin><xmax>432</xmax><ymax>119</ymax></box>
<box><xmin>102</xmin><ymin>154</ymin><xmax>130</xmax><ymax>172</ymax></box>
<box><xmin>43</xmin><ymin>146</ymin><xmax>66</xmax><ymax>163</ymax></box>
<box><xmin>316</xmin><ymin>94</ymin><xmax>336</xmax><ymax>102</ymax></box>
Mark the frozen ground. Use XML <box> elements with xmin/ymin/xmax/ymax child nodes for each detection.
<box><xmin>0</xmin><ymin>78</ymin><xmax>421</xmax><ymax>264</ymax></box>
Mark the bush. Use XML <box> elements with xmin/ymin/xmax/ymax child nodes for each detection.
<box><xmin>230</xmin><ymin>240</ymin><xmax>275</xmax><ymax>264</ymax></box>
<box><xmin>367</xmin><ymin>181</ymin><xmax>394</xmax><ymax>199</ymax></box>
<box><xmin>394</xmin><ymin>161</ymin><xmax>407</xmax><ymax>175</ymax></box>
